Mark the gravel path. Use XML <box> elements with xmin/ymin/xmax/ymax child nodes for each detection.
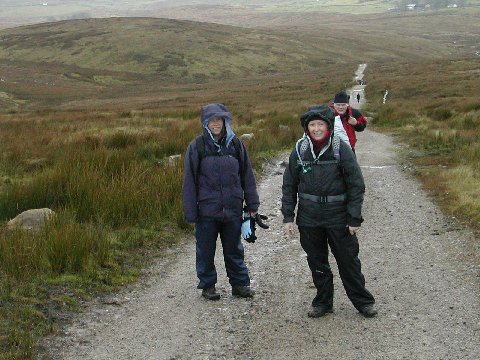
<box><xmin>38</xmin><ymin>130</ymin><xmax>480</xmax><ymax>360</ymax></box>
<box><xmin>38</xmin><ymin>68</ymin><xmax>479</xmax><ymax>359</ymax></box>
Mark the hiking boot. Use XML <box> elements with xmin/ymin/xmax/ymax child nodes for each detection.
<box><xmin>307</xmin><ymin>306</ymin><xmax>333</xmax><ymax>318</ymax></box>
<box><xmin>232</xmin><ymin>285</ymin><xmax>254</xmax><ymax>298</ymax></box>
<box><xmin>202</xmin><ymin>286</ymin><xmax>220</xmax><ymax>301</ymax></box>
<box><xmin>359</xmin><ymin>304</ymin><xmax>378</xmax><ymax>318</ymax></box>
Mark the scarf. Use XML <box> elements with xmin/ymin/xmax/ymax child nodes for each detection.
<box><xmin>307</xmin><ymin>129</ymin><xmax>332</xmax><ymax>156</ymax></box>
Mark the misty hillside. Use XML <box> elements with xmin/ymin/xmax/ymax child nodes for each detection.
<box><xmin>0</xmin><ymin>17</ymin><xmax>453</xmax><ymax>83</ymax></box>
<box><xmin>0</xmin><ymin>17</ymin><xmax>337</xmax><ymax>79</ymax></box>
<box><xmin>0</xmin><ymin>1</ymin><xmax>396</xmax><ymax>30</ymax></box>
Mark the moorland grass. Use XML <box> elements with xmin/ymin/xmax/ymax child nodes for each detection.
<box><xmin>364</xmin><ymin>56</ymin><xmax>480</xmax><ymax>229</ymax></box>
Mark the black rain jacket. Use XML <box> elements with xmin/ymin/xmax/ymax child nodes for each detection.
<box><xmin>281</xmin><ymin>137</ymin><xmax>365</xmax><ymax>228</ymax></box>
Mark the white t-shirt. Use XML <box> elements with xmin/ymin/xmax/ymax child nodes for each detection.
<box><xmin>334</xmin><ymin>115</ymin><xmax>351</xmax><ymax>149</ymax></box>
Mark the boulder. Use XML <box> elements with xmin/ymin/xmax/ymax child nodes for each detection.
<box><xmin>167</xmin><ymin>154</ymin><xmax>182</xmax><ymax>166</ymax></box>
<box><xmin>7</xmin><ymin>208</ymin><xmax>55</xmax><ymax>231</ymax></box>
<box><xmin>240</xmin><ymin>133</ymin><xmax>254</xmax><ymax>141</ymax></box>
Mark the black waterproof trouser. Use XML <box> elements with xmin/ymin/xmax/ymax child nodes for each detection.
<box><xmin>298</xmin><ymin>226</ymin><xmax>375</xmax><ymax>310</ymax></box>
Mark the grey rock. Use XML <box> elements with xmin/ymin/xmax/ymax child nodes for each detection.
<box><xmin>7</xmin><ymin>208</ymin><xmax>55</xmax><ymax>231</ymax></box>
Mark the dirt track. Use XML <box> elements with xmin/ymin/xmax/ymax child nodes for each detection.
<box><xmin>38</xmin><ymin>69</ymin><xmax>479</xmax><ymax>360</ymax></box>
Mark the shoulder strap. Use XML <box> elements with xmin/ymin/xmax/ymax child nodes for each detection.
<box><xmin>332</xmin><ymin>136</ymin><xmax>341</xmax><ymax>161</ymax></box>
<box><xmin>196</xmin><ymin>135</ymin><xmax>241</xmax><ymax>160</ymax></box>
<box><xmin>231</xmin><ymin>137</ymin><xmax>245</xmax><ymax>173</ymax></box>
<box><xmin>295</xmin><ymin>136</ymin><xmax>341</xmax><ymax>173</ymax></box>
<box><xmin>195</xmin><ymin>135</ymin><xmax>245</xmax><ymax>176</ymax></box>
<box><xmin>351</xmin><ymin>108</ymin><xmax>362</xmax><ymax>118</ymax></box>
<box><xmin>195</xmin><ymin>135</ymin><xmax>206</xmax><ymax>161</ymax></box>
<box><xmin>296</xmin><ymin>136</ymin><xmax>341</xmax><ymax>161</ymax></box>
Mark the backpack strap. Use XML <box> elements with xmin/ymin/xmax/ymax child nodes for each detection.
<box><xmin>231</xmin><ymin>137</ymin><xmax>245</xmax><ymax>176</ymax></box>
<box><xmin>295</xmin><ymin>135</ymin><xmax>341</xmax><ymax>173</ymax></box>
<box><xmin>332</xmin><ymin>135</ymin><xmax>341</xmax><ymax>161</ymax></box>
<box><xmin>195</xmin><ymin>135</ymin><xmax>206</xmax><ymax>161</ymax></box>
<box><xmin>195</xmin><ymin>134</ymin><xmax>245</xmax><ymax>185</ymax></box>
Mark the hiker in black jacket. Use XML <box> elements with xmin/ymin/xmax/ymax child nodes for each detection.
<box><xmin>281</xmin><ymin>105</ymin><xmax>377</xmax><ymax>318</ymax></box>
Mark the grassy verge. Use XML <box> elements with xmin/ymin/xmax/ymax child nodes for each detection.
<box><xmin>364</xmin><ymin>56</ymin><xmax>480</xmax><ymax>230</ymax></box>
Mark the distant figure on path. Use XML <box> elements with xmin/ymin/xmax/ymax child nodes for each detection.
<box><xmin>182</xmin><ymin>103</ymin><xmax>259</xmax><ymax>300</ymax></box>
<box><xmin>356</xmin><ymin>92</ymin><xmax>361</xmax><ymax>103</ymax></box>
<box><xmin>330</xmin><ymin>90</ymin><xmax>367</xmax><ymax>152</ymax></box>
<box><xmin>281</xmin><ymin>105</ymin><xmax>377</xmax><ymax>318</ymax></box>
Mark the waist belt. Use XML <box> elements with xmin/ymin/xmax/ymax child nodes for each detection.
<box><xmin>298</xmin><ymin>192</ymin><xmax>346</xmax><ymax>203</ymax></box>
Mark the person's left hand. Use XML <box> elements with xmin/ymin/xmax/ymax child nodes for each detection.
<box><xmin>347</xmin><ymin>116</ymin><xmax>358</xmax><ymax>126</ymax></box>
<box><xmin>284</xmin><ymin>222</ymin><xmax>296</xmax><ymax>236</ymax></box>
<box><xmin>347</xmin><ymin>225</ymin><xmax>360</xmax><ymax>235</ymax></box>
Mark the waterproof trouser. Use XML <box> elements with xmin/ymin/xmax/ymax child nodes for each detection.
<box><xmin>195</xmin><ymin>218</ymin><xmax>250</xmax><ymax>289</ymax></box>
<box><xmin>298</xmin><ymin>226</ymin><xmax>375</xmax><ymax>310</ymax></box>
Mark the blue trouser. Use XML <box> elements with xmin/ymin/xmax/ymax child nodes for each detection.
<box><xmin>195</xmin><ymin>218</ymin><xmax>250</xmax><ymax>289</ymax></box>
<box><xmin>299</xmin><ymin>226</ymin><xmax>375</xmax><ymax>310</ymax></box>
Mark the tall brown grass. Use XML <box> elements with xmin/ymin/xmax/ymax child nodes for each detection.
<box><xmin>365</xmin><ymin>56</ymin><xmax>480</xmax><ymax>228</ymax></box>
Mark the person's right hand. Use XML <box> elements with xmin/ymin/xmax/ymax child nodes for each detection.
<box><xmin>284</xmin><ymin>222</ymin><xmax>295</xmax><ymax>236</ymax></box>
<box><xmin>347</xmin><ymin>116</ymin><xmax>358</xmax><ymax>126</ymax></box>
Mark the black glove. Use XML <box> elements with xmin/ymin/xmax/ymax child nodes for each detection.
<box><xmin>254</xmin><ymin>213</ymin><xmax>269</xmax><ymax>229</ymax></box>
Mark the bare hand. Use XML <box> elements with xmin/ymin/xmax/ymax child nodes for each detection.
<box><xmin>284</xmin><ymin>222</ymin><xmax>296</xmax><ymax>236</ymax></box>
<box><xmin>348</xmin><ymin>225</ymin><xmax>360</xmax><ymax>235</ymax></box>
<box><xmin>347</xmin><ymin>116</ymin><xmax>358</xmax><ymax>126</ymax></box>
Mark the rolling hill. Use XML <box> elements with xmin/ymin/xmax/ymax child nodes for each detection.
<box><xmin>0</xmin><ymin>16</ymin><xmax>456</xmax><ymax>110</ymax></box>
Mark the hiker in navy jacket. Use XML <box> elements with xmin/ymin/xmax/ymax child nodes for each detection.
<box><xmin>182</xmin><ymin>103</ymin><xmax>259</xmax><ymax>300</ymax></box>
<box><xmin>282</xmin><ymin>105</ymin><xmax>377</xmax><ymax>318</ymax></box>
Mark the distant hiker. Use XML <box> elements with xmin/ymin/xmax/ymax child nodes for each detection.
<box><xmin>182</xmin><ymin>103</ymin><xmax>259</xmax><ymax>300</ymax></box>
<box><xmin>356</xmin><ymin>92</ymin><xmax>361</xmax><ymax>103</ymax></box>
<box><xmin>330</xmin><ymin>90</ymin><xmax>368</xmax><ymax>152</ymax></box>
<box><xmin>281</xmin><ymin>105</ymin><xmax>377</xmax><ymax>318</ymax></box>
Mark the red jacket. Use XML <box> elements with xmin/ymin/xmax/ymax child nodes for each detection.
<box><xmin>330</xmin><ymin>104</ymin><xmax>367</xmax><ymax>150</ymax></box>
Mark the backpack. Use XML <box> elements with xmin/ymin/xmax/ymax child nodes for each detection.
<box><xmin>195</xmin><ymin>135</ymin><xmax>246</xmax><ymax>182</ymax></box>
<box><xmin>295</xmin><ymin>135</ymin><xmax>341</xmax><ymax>174</ymax></box>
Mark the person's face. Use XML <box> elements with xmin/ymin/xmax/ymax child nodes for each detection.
<box><xmin>307</xmin><ymin>119</ymin><xmax>329</xmax><ymax>141</ymax></box>
<box><xmin>333</xmin><ymin>103</ymin><xmax>348</xmax><ymax>115</ymax></box>
<box><xmin>207</xmin><ymin>117</ymin><xmax>224</xmax><ymax>138</ymax></box>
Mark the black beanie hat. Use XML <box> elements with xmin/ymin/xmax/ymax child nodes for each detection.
<box><xmin>300</xmin><ymin>105</ymin><xmax>334</xmax><ymax>130</ymax></box>
<box><xmin>333</xmin><ymin>91</ymin><xmax>350</xmax><ymax>104</ymax></box>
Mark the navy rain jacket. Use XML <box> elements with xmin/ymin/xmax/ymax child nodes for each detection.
<box><xmin>182</xmin><ymin>104</ymin><xmax>259</xmax><ymax>223</ymax></box>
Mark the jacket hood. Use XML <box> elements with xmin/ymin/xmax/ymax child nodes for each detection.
<box><xmin>301</xmin><ymin>105</ymin><xmax>335</xmax><ymax>130</ymax></box>
<box><xmin>201</xmin><ymin>103</ymin><xmax>235</xmax><ymax>146</ymax></box>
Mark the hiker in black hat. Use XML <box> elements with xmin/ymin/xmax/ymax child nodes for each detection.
<box><xmin>281</xmin><ymin>105</ymin><xmax>377</xmax><ymax>318</ymax></box>
<box><xmin>330</xmin><ymin>90</ymin><xmax>368</xmax><ymax>152</ymax></box>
